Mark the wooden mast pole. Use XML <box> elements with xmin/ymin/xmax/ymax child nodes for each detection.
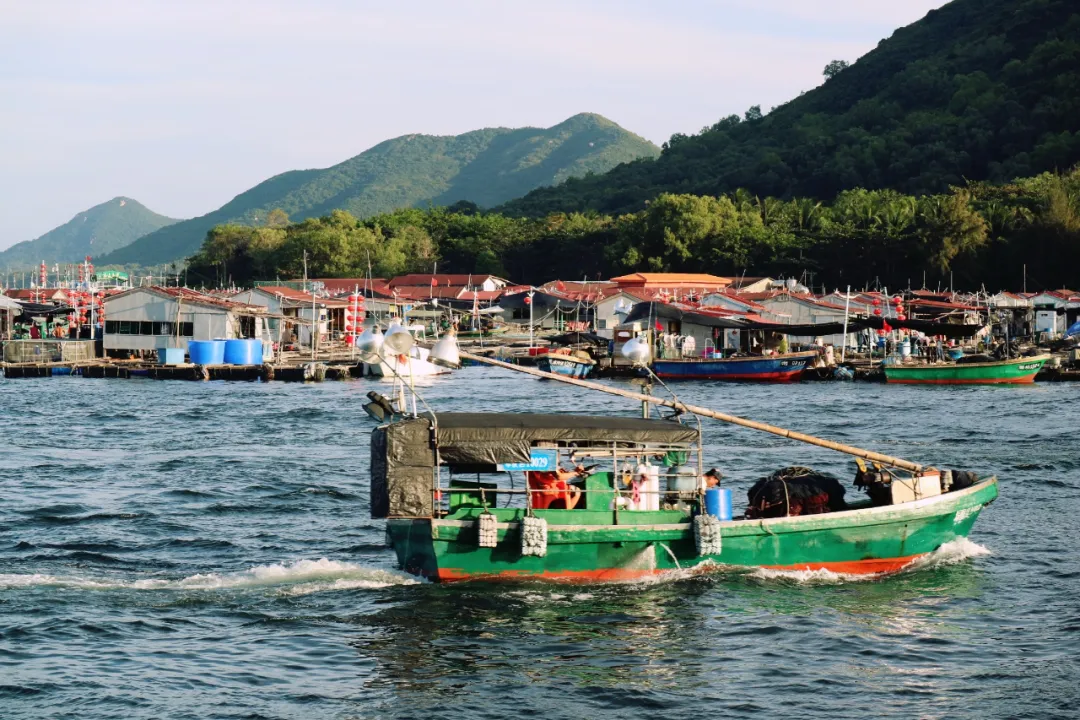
<box><xmin>458</xmin><ymin>350</ymin><xmax>924</xmax><ymax>472</ymax></box>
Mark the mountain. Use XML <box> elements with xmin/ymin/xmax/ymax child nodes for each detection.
<box><xmin>500</xmin><ymin>0</ymin><xmax>1080</xmax><ymax>217</ymax></box>
<box><xmin>0</xmin><ymin>197</ymin><xmax>179</xmax><ymax>269</ymax></box>
<box><xmin>102</xmin><ymin>114</ymin><xmax>660</xmax><ymax>266</ymax></box>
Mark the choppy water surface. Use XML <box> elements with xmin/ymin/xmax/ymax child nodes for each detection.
<box><xmin>2</xmin><ymin>370</ymin><xmax>1079</xmax><ymax>719</ymax></box>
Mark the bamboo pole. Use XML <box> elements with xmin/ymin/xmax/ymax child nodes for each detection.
<box><xmin>459</xmin><ymin>350</ymin><xmax>924</xmax><ymax>472</ymax></box>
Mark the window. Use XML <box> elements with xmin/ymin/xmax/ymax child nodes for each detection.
<box><xmin>153</xmin><ymin>322</ymin><xmax>173</xmax><ymax>335</ymax></box>
<box><xmin>105</xmin><ymin>321</ymin><xmax>118</xmax><ymax>334</ymax></box>
<box><xmin>180</xmin><ymin>322</ymin><xmax>194</xmax><ymax>337</ymax></box>
<box><xmin>597</xmin><ymin>319</ymin><xmax>607</xmax><ymax>329</ymax></box>
<box><xmin>140</xmin><ymin>321</ymin><xmax>153</xmax><ymax>335</ymax></box>
<box><xmin>118</xmin><ymin>321</ymin><xmax>134</xmax><ymax>334</ymax></box>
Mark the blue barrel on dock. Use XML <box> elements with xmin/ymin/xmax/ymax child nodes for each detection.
<box><xmin>188</xmin><ymin>339</ymin><xmax>225</xmax><ymax>365</ymax></box>
<box><xmin>705</xmin><ymin>487</ymin><xmax>733</xmax><ymax>521</ymax></box>
<box><xmin>224</xmin><ymin>339</ymin><xmax>263</xmax><ymax>365</ymax></box>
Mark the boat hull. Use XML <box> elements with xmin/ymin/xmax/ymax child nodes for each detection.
<box><xmin>884</xmin><ymin>355</ymin><xmax>1049</xmax><ymax>385</ymax></box>
<box><xmin>387</xmin><ymin>478</ymin><xmax>998</xmax><ymax>582</ymax></box>
<box><xmin>536</xmin><ymin>355</ymin><xmax>595</xmax><ymax>379</ymax></box>
<box><xmin>653</xmin><ymin>351</ymin><xmax>816</xmax><ymax>382</ymax></box>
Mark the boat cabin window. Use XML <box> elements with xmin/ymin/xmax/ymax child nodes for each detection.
<box><xmin>436</xmin><ymin>441</ymin><xmax>702</xmax><ymax>516</ymax></box>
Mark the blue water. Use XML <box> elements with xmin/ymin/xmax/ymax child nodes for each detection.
<box><xmin>2</xmin><ymin>370</ymin><xmax>1079</xmax><ymax>719</ymax></box>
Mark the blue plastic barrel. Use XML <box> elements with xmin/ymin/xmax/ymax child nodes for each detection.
<box><xmin>224</xmin><ymin>339</ymin><xmax>262</xmax><ymax>365</ymax></box>
<box><xmin>188</xmin><ymin>339</ymin><xmax>225</xmax><ymax>365</ymax></box>
<box><xmin>705</xmin><ymin>487</ymin><xmax>733</xmax><ymax>521</ymax></box>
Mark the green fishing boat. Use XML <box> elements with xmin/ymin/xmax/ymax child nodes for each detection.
<box><xmin>884</xmin><ymin>354</ymin><xmax>1050</xmax><ymax>385</ymax></box>
<box><xmin>375</xmin><ymin>413</ymin><xmax>997</xmax><ymax>582</ymax></box>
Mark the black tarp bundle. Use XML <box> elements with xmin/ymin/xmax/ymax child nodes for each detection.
<box><xmin>544</xmin><ymin>331</ymin><xmax>608</xmax><ymax>346</ymax></box>
<box><xmin>745</xmin><ymin>466</ymin><xmax>847</xmax><ymax>518</ymax></box>
<box><xmin>16</xmin><ymin>302</ymin><xmax>75</xmax><ymax>317</ymax></box>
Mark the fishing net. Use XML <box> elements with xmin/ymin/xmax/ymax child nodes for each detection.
<box><xmin>746</xmin><ymin>466</ymin><xmax>847</xmax><ymax>519</ymax></box>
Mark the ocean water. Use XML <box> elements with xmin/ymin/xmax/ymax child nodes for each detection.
<box><xmin>2</xmin><ymin>370</ymin><xmax>1078</xmax><ymax>719</ymax></box>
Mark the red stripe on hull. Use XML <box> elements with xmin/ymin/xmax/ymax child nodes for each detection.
<box><xmin>436</xmin><ymin>567</ymin><xmax>666</xmax><ymax>583</ymax></box>
<box><xmin>761</xmin><ymin>554</ymin><xmax>925</xmax><ymax>575</ymax></box>
<box><xmin>887</xmin><ymin>376</ymin><xmax>1037</xmax><ymax>385</ymax></box>
<box><xmin>433</xmin><ymin>554</ymin><xmax>926</xmax><ymax>582</ymax></box>
<box><xmin>654</xmin><ymin>370</ymin><xmax>805</xmax><ymax>382</ymax></box>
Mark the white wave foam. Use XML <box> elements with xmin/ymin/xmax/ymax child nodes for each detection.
<box><xmin>748</xmin><ymin>566</ymin><xmax>865</xmax><ymax>585</ymax></box>
<box><xmin>0</xmin><ymin>558</ymin><xmax>420</xmax><ymax>594</ymax></box>
<box><xmin>746</xmin><ymin>538</ymin><xmax>992</xmax><ymax>585</ymax></box>
<box><xmin>902</xmin><ymin>538</ymin><xmax>991</xmax><ymax>572</ymax></box>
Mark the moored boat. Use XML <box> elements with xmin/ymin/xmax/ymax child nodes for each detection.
<box><xmin>375</xmin><ymin>413</ymin><xmax>996</xmax><ymax>582</ymax></box>
<box><xmin>884</xmin><ymin>354</ymin><xmax>1050</xmax><ymax>385</ymax></box>
<box><xmin>535</xmin><ymin>351</ymin><xmax>596</xmax><ymax>378</ymax></box>
<box><xmin>653</xmin><ymin>350</ymin><xmax>817</xmax><ymax>382</ymax></box>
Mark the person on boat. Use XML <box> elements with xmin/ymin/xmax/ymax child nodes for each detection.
<box><xmin>527</xmin><ymin>464</ymin><xmax>585</xmax><ymax>510</ymax></box>
<box><xmin>703</xmin><ymin>468</ymin><xmax>723</xmax><ymax>488</ymax></box>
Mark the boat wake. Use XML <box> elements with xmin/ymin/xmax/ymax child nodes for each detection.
<box><xmin>0</xmin><ymin>558</ymin><xmax>421</xmax><ymax>594</ymax></box>
<box><xmin>745</xmin><ymin>539</ymin><xmax>992</xmax><ymax>585</ymax></box>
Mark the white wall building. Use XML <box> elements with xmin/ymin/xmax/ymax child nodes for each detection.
<box><xmin>756</xmin><ymin>292</ymin><xmax>857</xmax><ymax>348</ymax></box>
<box><xmin>103</xmin><ymin>287</ymin><xmax>265</xmax><ymax>354</ymax></box>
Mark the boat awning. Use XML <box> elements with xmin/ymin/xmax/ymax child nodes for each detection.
<box><xmin>624</xmin><ymin>302</ymin><xmax>747</xmax><ymax>329</ymax></box>
<box><xmin>432</xmin><ymin>413</ymin><xmax>700</xmax><ymax>466</ymax></box>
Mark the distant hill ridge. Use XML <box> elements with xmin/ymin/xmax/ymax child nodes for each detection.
<box><xmin>101</xmin><ymin>113</ymin><xmax>660</xmax><ymax>266</ymax></box>
<box><xmin>0</xmin><ymin>197</ymin><xmax>178</xmax><ymax>269</ymax></box>
<box><xmin>500</xmin><ymin>0</ymin><xmax>1080</xmax><ymax>216</ymax></box>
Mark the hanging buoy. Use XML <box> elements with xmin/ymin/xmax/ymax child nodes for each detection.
<box><xmin>520</xmin><ymin>516</ymin><xmax>547</xmax><ymax>557</ymax></box>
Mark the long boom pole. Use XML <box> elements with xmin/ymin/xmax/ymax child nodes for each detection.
<box><xmin>459</xmin><ymin>350</ymin><xmax>923</xmax><ymax>473</ymax></box>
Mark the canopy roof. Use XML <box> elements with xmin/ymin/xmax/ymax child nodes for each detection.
<box><xmin>433</xmin><ymin>413</ymin><xmax>699</xmax><ymax>466</ymax></box>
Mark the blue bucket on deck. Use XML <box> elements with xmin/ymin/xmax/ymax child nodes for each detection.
<box><xmin>705</xmin><ymin>487</ymin><xmax>733</xmax><ymax>521</ymax></box>
<box><xmin>188</xmin><ymin>339</ymin><xmax>225</xmax><ymax>365</ymax></box>
<box><xmin>948</xmin><ymin>348</ymin><xmax>964</xmax><ymax>361</ymax></box>
<box><xmin>224</xmin><ymin>339</ymin><xmax>263</xmax><ymax>365</ymax></box>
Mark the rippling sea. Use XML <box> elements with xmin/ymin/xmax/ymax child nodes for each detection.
<box><xmin>2</xmin><ymin>370</ymin><xmax>1079</xmax><ymax>719</ymax></box>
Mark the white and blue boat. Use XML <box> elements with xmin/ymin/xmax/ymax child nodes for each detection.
<box><xmin>536</xmin><ymin>352</ymin><xmax>596</xmax><ymax>378</ymax></box>
<box><xmin>653</xmin><ymin>350</ymin><xmax>817</xmax><ymax>382</ymax></box>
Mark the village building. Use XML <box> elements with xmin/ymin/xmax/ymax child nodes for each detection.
<box><xmin>1029</xmin><ymin>290</ymin><xmax>1080</xmax><ymax>336</ymax></box>
<box><xmin>610</xmin><ymin>272</ymin><xmax>732</xmax><ymax>296</ymax></box>
<box><xmin>0</xmin><ymin>293</ymin><xmax>19</xmax><ymax>340</ymax></box>
<box><xmin>234</xmin><ymin>286</ymin><xmax>350</xmax><ymax>347</ymax></box>
<box><xmin>102</xmin><ymin>287</ymin><xmax>268</xmax><ymax>356</ymax></box>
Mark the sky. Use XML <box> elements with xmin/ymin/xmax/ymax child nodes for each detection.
<box><xmin>0</xmin><ymin>0</ymin><xmax>948</xmax><ymax>249</ymax></box>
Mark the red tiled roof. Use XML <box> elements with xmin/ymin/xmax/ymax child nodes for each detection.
<box><xmin>250</xmin><ymin>286</ymin><xmax>350</xmax><ymax>307</ymax></box>
<box><xmin>611</xmin><ymin>272</ymin><xmax>732</xmax><ymax>286</ymax></box>
<box><xmin>107</xmin><ymin>286</ymin><xmax>265</xmax><ymax>311</ymax></box>
<box><xmin>388</xmin><ymin>274</ymin><xmax>502</xmax><ymax>288</ymax></box>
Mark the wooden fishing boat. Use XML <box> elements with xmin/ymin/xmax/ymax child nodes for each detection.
<box><xmin>535</xmin><ymin>351</ymin><xmax>595</xmax><ymax>378</ymax></box>
<box><xmin>375</xmin><ymin>413</ymin><xmax>997</xmax><ymax>582</ymax></box>
<box><xmin>653</xmin><ymin>350</ymin><xmax>817</xmax><ymax>382</ymax></box>
<box><xmin>884</xmin><ymin>354</ymin><xmax>1050</xmax><ymax>385</ymax></box>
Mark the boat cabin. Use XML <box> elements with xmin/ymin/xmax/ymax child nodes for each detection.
<box><xmin>370</xmin><ymin>413</ymin><xmax>703</xmax><ymax>520</ymax></box>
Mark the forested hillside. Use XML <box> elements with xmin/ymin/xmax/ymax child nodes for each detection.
<box><xmin>186</xmin><ymin>166</ymin><xmax>1080</xmax><ymax>292</ymax></box>
<box><xmin>0</xmin><ymin>197</ymin><xmax>178</xmax><ymax>269</ymax></box>
<box><xmin>501</xmin><ymin>0</ymin><xmax>1080</xmax><ymax>216</ymax></box>
<box><xmin>101</xmin><ymin>114</ymin><xmax>658</xmax><ymax>266</ymax></box>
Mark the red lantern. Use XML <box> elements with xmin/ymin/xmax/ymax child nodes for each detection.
<box><xmin>872</xmin><ymin>298</ymin><xmax>881</xmax><ymax>306</ymax></box>
<box><xmin>897</xmin><ymin>314</ymin><xmax>907</xmax><ymax>322</ymax></box>
<box><xmin>873</xmin><ymin>308</ymin><xmax>882</xmax><ymax>316</ymax></box>
<box><xmin>878</xmin><ymin>329</ymin><xmax>887</xmax><ymax>336</ymax></box>
<box><xmin>893</xmin><ymin>296</ymin><xmax>903</xmax><ymax>305</ymax></box>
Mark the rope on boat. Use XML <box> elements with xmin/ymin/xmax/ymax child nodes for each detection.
<box><xmin>477</xmin><ymin>512</ymin><xmax>498</xmax><ymax>548</ymax></box>
<box><xmin>520</xmin><ymin>516</ymin><xmax>548</xmax><ymax>557</ymax></box>
<box><xmin>458</xmin><ymin>350</ymin><xmax>924</xmax><ymax>473</ymax></box>
<box><xmin>694</xmin><ymin>515</ymin><xmax>723</xmax><ymax>556</ymax></box>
